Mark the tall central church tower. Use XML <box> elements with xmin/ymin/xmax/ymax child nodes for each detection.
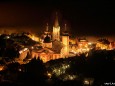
<box><xmin>53</xmin><ymin>12</ymin><xmax>60</xmax><ymax>41</ymax></box>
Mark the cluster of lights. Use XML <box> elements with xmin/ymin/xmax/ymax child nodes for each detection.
<box><xmin>63</xmin><ymin>74</ymin><xmax>77</xmax><ymax>81</ymax></box>
<box><xmin>52</xmin><ymin>64</ymin><xmax>70</xmax><ymax>76</ymax></box>
<box><xmin>47</xmin><ymin>63</ymin><xmax>70</xmax><ymax>79</ymax></box>
<box><xmin>83</xmin><ymin>78</ymin><xmax>94</xmax><ymax>85</ymax></box>
<box><xmin>46</xmin><ymin>63</ymin><xmax>81</xmax><ymax>81</ymax></box>
<box><xmin>96</xmin><ymin>43</ymin><xmax>110</xmax><ymax>50</ymax></box>
<box><xmin>69</xmin><ymin>42</ymin><xmax>93</xmax><ymax>56</ymax></box>
<box><xmin>19</xmin><ymin>48</ymin><xmax>28</xmax><ymax>54</ymax></box>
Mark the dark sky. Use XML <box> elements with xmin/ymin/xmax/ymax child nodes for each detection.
<box><xmin>0</xmin><ymin>1</ymin><xmax>115</xmax><ymax>37</ymax></box>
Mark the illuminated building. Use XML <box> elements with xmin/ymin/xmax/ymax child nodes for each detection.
<box><xmin>31</xmin><ymin>12</ymin><xmax>69</xmax><ymax>62</ymax></box>
<box><xmin>96</xmin><ymin>38</ymin><xmax>110</xmax><ymax>50</ymax></box>
<box><xmin>77</xmin><ymin>38</ymin><xmax>89</xmax><ymax>53</ymax></box>
<box><xmin>61</xmin><ymin>24</ymin><xmax>69</xmax><ymax>57</ymax></box>
<box><xmin>109</xmin><ymin>42</ymin><xmax>115</xmax><ymax>50</ymax></box>
<box><xmin>43</xmin><ymin>23</ymin><xmax>51</xmax><ymax>38</ymax></box>
<box><xmin>15</xmin><ymin>48</ymin><xmax>30</xmax><ymax>64</ymax></box>
<box><xmin>42</xmin><ymin>23</ymin><xmax>52</xmax><ymax>49</ymax></box>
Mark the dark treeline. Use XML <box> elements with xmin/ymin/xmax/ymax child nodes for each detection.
<box><xmin>0</xmin><ymin>49</ymin><xmax>115</xmax><ymax>86</ymax></box>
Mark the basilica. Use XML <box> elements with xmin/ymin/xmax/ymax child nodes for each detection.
<box><xmin>31</xmin><ymin>12</ymin><xmax>70</xmax><ymax>62</ymax></box>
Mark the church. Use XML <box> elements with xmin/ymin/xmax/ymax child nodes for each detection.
<box><xmin>31</xmin><ymin>12</ymin><xmax>70</xmax><ymax>63</ymax></box>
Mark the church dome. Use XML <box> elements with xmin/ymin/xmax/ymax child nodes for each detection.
<box><xmin>44</xmin><ymin>35</ymin><xmax>51</xmax><ymax>43</ymax></box>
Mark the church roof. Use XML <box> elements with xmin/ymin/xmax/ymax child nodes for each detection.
<box><xmin>52</xmin><ymin>40</ymin><xmax>64</xmax><ymax>53</ymax></box>
<box><xmin>37</xmin><ymin>48</ymin><xmax>54</xmax><ymax>54</ymax></box>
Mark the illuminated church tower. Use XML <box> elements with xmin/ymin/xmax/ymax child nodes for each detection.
<box><xmin>44</xmin><ymin>23</ymin><xmax>51</xmax><ymax>38</ymax></box>
<box><xmin>43</xmin><ymin>23</ymin><xmax>52</xmax><ymax>48</ymax></box>
<box><xmin>53</xmin><ymin>12</ymin><xmax>60</xmax><ymax>41</ymax></box>
<box><xmin>62</xmin><ymin>24</ymin><xmax>69</xmax><ymax>57</ymax></box>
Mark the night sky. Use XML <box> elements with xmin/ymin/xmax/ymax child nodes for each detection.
<box><xmin>0</xmin><ymin>1</ymin><xmax>115</xmax><ymax>38</ymax></box>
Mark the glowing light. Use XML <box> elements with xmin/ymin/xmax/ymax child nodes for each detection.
<box><xmin>6</xmin><ymin>36</ymin><xmax>10</xmax><ymax>39</ymax></box>
<box><xmin>0</xmin><ymin>66</ymin><xmax>4</xmax><ymax>71</ymax></box>
<box><xmin>51</xmin><ymin>64</ymin><xmax>70</xmax><ymax>76</ymax></box>
<box><xmin>47</xmin><ymin>72</ymin><xmax>52</xmax><ymax>78</ymax></box>
<box><xmin>83</xmin><ymin>78</ymin><xmax>94</xmax><ymax>85</ymax></box>
<box><xmin>84</xmin><ymin>80</ymin><xmax>90</xmax><ymax>85</ymax></box>
<box><xmin>23</xmin><ymin>48</ymin><xmax>28</xmax><ymax>51</ymax></box>
<box><xmin>19</xmin><ymin>48</ymin><xmax>28</xmax><ymax>54</ymax></box>
<box><xmin>88</xmin><ymin>42</ymin><xmax>92</xmax><ymax>45</ymax></box>
<box><xmin>96</xmin><ymin>42</ymin><xmax>110</xmax><ymax>50</ymax></box>
<box><xmin>31</xmin><ymin>46</ymin><xmax>34</xmax><ymax>49</ymax></box>
<box><xmin>18</xmin><ymin>68</ymin><xmax>22</xmax><ymax>71</ymax></box>
<box><xmin>63</xmin><ymin>75</ymin><xmax>77</xmax><ymax>81</ymax></box>
<box><xmin>19</xmin><ymin>50</ymin><xmax>23</xmax><ymax>54</ymax></box>
<box><xmin>85</xmin><ymin>53</ymin><xmax>88</xmax><ymax>57</ymax></box>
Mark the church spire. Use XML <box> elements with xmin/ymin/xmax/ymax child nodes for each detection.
<box><xmin>63</xmin><ymin>23</ymin><xmax>69</xmax><ymax>36</ymax></box>
<box><xmin>53</xmin><ymin>12</ymin><xmax>60</xmax><ymax>41</ymax></box>
<box><xmin>46</xmin><ymin>23</ymin><xmax>49</xmax><ymax>32</ymax></box>
<box><xmin>64</xmin><ymin>23</ymin><xmax>67</xmax><ymax>31</ymax></box>
<box><xmin>54</xmin><ymin>12</ymin><xmax>59</xmax><ymax>27</ymax></box>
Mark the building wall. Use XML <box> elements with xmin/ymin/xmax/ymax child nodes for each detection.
<box><xmin>19</xmin><ymin>49</ymin><xmax>30</xmax><ymax>60</ymax></box>
<box><xmin>31</xmin><ymin>51</ymin><xmax>61</xmax><ymax>63</ymax></box>
<box><xmin>62</xmin><ymin>36</ymin><xmax>69</xmax><ymax>57</ymax></box>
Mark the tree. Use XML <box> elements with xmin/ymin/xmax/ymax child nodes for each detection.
<box><xmin>21</xmin><ymin>58</ymin><xmax>47</xmax><ymax>85</ymax></box>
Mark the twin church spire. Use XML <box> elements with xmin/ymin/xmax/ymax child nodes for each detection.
<box><xmin>44</xmin><ymin>12</ymin><xmax>68</xmax><ymax>41</ymax></box>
